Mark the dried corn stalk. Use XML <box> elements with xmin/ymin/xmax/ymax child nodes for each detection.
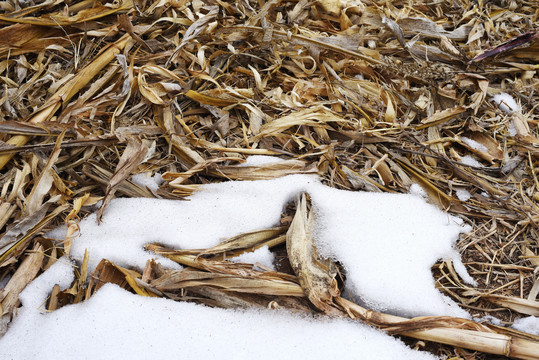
<box><xmin>150</xmin><ymin>269</ymin><xmax>304</xmax><ymax>297</ymax></box>
<box><xmin>286</xmin><ymin>192</ymin><xmax>341</xmax><ymax>315</ymax></box>
<box><xmin>337</xmin><ymin>297</ymin><xmax>539</xmax><ymax>360</ymax></box>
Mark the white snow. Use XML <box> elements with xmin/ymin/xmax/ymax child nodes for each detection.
<box><xmin>456</xmin><ymin>189</ymin><xmax>471</xmax><ymax>202</ymax></box>
<box><xmin>513</xmin><ymin>316</ymin><xmax>539</xmax><ymax>335</ymax></box>
<box><xmin>460</xmin><ymin>155</ymin><xmax>482</xmax><ymax>168</ymax></box>
<box><xmin>0</xmin><ymin>283</ymin><xmax>436</xmax><ymax>360</ymax></box>
<box><xmin>452</xmin><ymin>258</ymin><xmax>477</xmax><ymax>286</ymax></box>
<box><xmin>310</xmin><ymin>184</ymin><xmax>472</xmax><ymax>318</ymax></box>
<box><xmin>237</xmin><ymin>155</ymin><xmax>287</xmax><ymax>166</ymax></box>
<box><xmin>409</xmin><ymin>183</ymin><xmax>428</xmax><ymax>199</ymax></box>
<box><xmin>461</xmin><ymin>137</ymin><xmax>488</xmax><ymax>152</ymax></box>
<box><xmin>130</xmin><ymin>172</ymin><xmax>164</xmax><ymax>191</ymax></box>
<box><xmin>47</xmin><ymin>175</ymin><xmax>317</xmax><ymax>272</ymax></box>
<box><xmin>18</xmin><ymin>259</ymin><xmax>75</xmax><ymax>309</ymax></box>
<box><xmin>229</xmin><ymin>245</ymin><xmax>275</xmax><ymax>270</ymax></box>
<box><xmin>492</xmin><ymin>92</ymin><xmax>520</xmax><ymax>114</ymax></box>
<box><xmin>45</xmin><ymin>174</ymin><xmax>471</xmax><ymax>317</ymax></box>
<box><xmin>474</xmin><ymin>315</ymin><xmax>503</xmax><ymax>326</ymax></box>
<box><xmin>1</xmin><ymin>158</ymin><xmax>481</xmax><ymax>358</ymax></box>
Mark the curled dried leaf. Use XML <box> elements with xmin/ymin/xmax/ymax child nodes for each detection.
<box><xmin>286</xmin><ymin>192</ymin><xmax>341</xmax><ymax>314</ymax></box>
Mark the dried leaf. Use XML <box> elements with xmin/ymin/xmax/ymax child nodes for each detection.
<box><xmin>286</xmin><ymin>193</ymin><xmax>341</xmax><ymax>314</ymax></box>
<box><xmin>151</xmin><ymin>269</ymin><xmax>304</xmax><ymax>297</ymax></box>
<box><xmin>168</xmin><ymin>6</ymin><xmax>219</xmax><ymax>65</ymax></box>
<box><xmin>482</xmin><ymin>294</ymin><xmax>539</xmax><ymax>316</ymax></box>
<box><xmin>472</xmin><ymin>30</ymin><xmax>539</xmax><ymax>62</ymax></box>
<box><xmin>418</xmin><ymin>106</ymin><xmax>466</xmax><ymax>129</ymax></box>
<box><xmin>0</xmin><ymin>34</ymin><xmax>131</xmax><ymax>170</ymax></box>
<box><xmin>397</xmin><ymin>17</ymin><xmax>471</xmax><ymax>41</ymax></box>
<box><xmin>0</xmin><ymin>241</ymin><xmax>44</xmax><ymax>332</ymax></box>
<box><xmin>0</xmin><ymin>197</ymin><xmax>62</xmax><ymax>258</ymax></box>
<box><xmin>25</xmin><ymin>130</ymin><xmax>65</xmax><ymax>215</ymax></box>
<box><xmin>96</xmin><ymin>137</ymin><xmax>148</xmax><ymax>222</ymax></box>
<box><xmin>199</xmin><ymin>226</ymin><xmax>288</xmax><ymax>257</ymax></box>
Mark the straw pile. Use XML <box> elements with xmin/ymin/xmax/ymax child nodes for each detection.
<box><xmin>0</xmin><ymin>0</ymin><xmax>538</xmax><ymax>358</ymax></box>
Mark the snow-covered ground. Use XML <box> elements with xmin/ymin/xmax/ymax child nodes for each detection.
<box><xmin>0</xmin><ymin>158</ymin><xmax>486</xmax><ymax>359</ymax></box>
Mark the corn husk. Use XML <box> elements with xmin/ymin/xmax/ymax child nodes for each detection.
<box><xmin>286</xmin><ymin>193</ymin><xmax>341</xmax><ymax>315</ymax></box>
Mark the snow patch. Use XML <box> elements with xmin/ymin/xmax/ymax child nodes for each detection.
<box><xmin>130</xmin><ymin>172</ymin><xmax>164</xmax><ymax>192</ymax></box>
<box><xmin>310</xmin><ymin>185</ymin><xmax>471</xmax><ymax>317</ymax></box>
<box><xmin>229</xmin><ymin>245</ymin><xmax>275</xmax><ymax>270</ymax></box>
<box><xmin>45</xmin><ymin>174</ymin><xmax>472</xmax><ymax>317</ymax></box>
<box><xmin>237</xmin><ymin>155</ymin><xmax>287</xmax><ymax>166</ymax></box>
<box><xmin>474</xmin><ymin>315</ymin><xmax>503</xmax><ymax>326</ymax></box>
<box><xmin>456</xmin><ymin>189</ymin><xmax>471</xmax><ymax>202</ymax></box>
<box><xmin>0</xmin><ymin>284</ymin><xmax>437</xmax><ymax>360</ymax></box>
<box><xmin>460</xmin><ymin>155</ymin><xmax>482</xmax><ymax>168</ymax></box>
<box><xmin>1</xmin><ymin>162</ymin><xmax>482</xmax><ymax>358</ymax></box>
<box><xmin>513</xmin><ymin>316</ymin><xmax>539</xmax><ymax>335</ymax></box>
<box><xmin>19</xmin><ymin>259</ymin><xmax>74</xmax><ymax>309</ymax></box>
<box><xmin>409</xmin><ymin>183</ymin><xmax>428</xmax><ymax>199</ymax></box>
<box><xmin>461</xmin><ymin>137</ymin><xmax>488</xmax><ymax>152</ymax></box>
<box><xmin>492</xmin><ymin>92</ymin><xmax>520</xmax><ymax>114</ymax></box>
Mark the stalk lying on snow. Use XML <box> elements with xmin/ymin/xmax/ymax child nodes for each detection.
<box><xmin>286</xmin><ymin>192</ymin><xmax>539</xmax><ymax>360</ymax></box>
